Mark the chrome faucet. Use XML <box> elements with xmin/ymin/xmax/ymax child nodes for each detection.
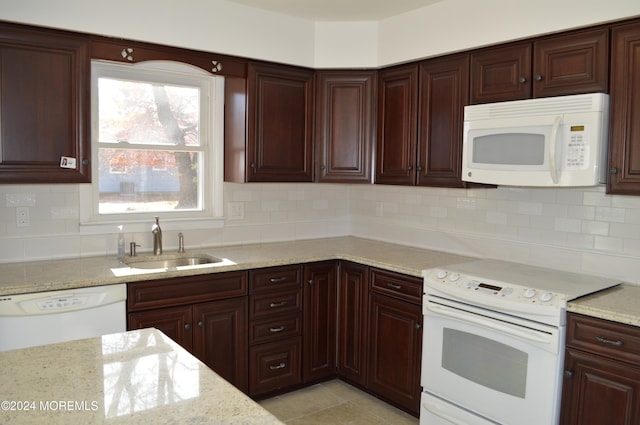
<box><xmin>152</xmin><ymin>216</ymin><xmax>162</xmax><ymax>255</ymax></box>
<box><xmin>178</xmin><ymin>232</ymin><xmax>185</xmax><ymax>254</ymax></box>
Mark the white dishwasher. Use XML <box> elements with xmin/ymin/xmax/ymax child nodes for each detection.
<box><xmin>0</xmin><ymin>284</ymin><xmax>127</xmax><ymax>352</ymax></box>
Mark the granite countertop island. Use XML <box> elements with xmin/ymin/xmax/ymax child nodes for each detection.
<box><xmin>0</xmin><ymin>328</ymin><xmax>283</xmax><ymax>425</ymax></box>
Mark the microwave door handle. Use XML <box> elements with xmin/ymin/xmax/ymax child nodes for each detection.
<box><xmin>549</xmin><ymin>115</ymin><xmax>562</xmax><ymax>184</ymax></box>
<box><xmin>425</xmin><ymin>302</ymin><xmax>552</xmax><ymax>344</ymax></box>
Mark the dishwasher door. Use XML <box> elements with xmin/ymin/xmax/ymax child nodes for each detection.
<box><xmin>0</xmin><ymin>284</ymin><xmax>126</xmax><ymax>352</ymax></box>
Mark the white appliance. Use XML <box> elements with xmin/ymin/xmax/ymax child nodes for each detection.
<box><xmin>0</xmin><ymin>284</ymin><xmax>126</xmax><ymax>352</ymax></box>
<box><xmin>420</xmin><ymin>260</ymin><xmax>620</xmax><ymax>425</ymax></box>
<box><xmin>462</xmin><ymin>93</ymin><xmax>609</xmax><ymax>187</ymax></box>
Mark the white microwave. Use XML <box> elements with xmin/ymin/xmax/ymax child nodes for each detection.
<box><xmin>462</xmin><ymin>93</ymin><xmax>609</xmax><ymax>187</ymax></box>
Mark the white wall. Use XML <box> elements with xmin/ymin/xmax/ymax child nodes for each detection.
<box><xmin>0</xmin><ymin>0</ymin><xmax>316</xmax><ymax>66</ymax></box>
<box><xmin>3</xmin><ymin>0</ymin><xmax>639</xmax><ymax>67</ymax></box>
<box><xmin>377</xmin><ymin>0</ymin><xmax>640</xmax><ymax>65</ymax></box>
<box><xmin>314</xmin><ymin>21</ymin><xmax>378</xmax><ymax>68</ymax></box>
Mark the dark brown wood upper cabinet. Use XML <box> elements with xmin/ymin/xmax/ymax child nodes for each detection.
<box><xmin>375</xmin><ymin>64</ymin><xmax>419</xmax><ymax>185</ymax></box>
<box><xmin>417</xmin><ymin>54</ymin><xmax>470</xmax><ymax>187</ymax></box>
<box><xmin>0</xmin><ymin>23</ymin><xmax>90</xmax><ymax>183</ymax></box>
<box><xmin>243</xmin><ymin>61</ymin><xmax>315</xmax><ymax>182</ymax></box>
<box><xmin>315</xmin><ymin>70</ymin><xmax>376</xmax><ymax>183</ymax></box>
<box><xmin>470</xmin><ymin>42</ymin><xmax>532</xmax><ymax>103</ymax></box>
<box><xmin>607</xmin><ymin>20</ymin><xmax>640</xmax><ymax>195</ymax></box>
<box><xmin>470</xmin><ymin>28</ymin><xmax>608</xmax><ymax>103</ymax></box>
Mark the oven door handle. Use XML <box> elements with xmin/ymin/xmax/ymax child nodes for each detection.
<box><xmin>425</xmin><ymin>302</ymin><xmax>552</xmax><ymax>344</ymax></box>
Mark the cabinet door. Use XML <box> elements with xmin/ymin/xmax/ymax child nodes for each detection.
<box><xmin>417</xmin><ymin>54</ymin><xmax>469</xmax><ymax>187</ymax></box>
<box><xmin>367</xmin><ymin>292</ymin><xmax>422</xmax><ymax>414</ymax></box>
<box><xmin>375</xmin><ymin>64</ymin><xmax>419</xmax><ymax>185</ymax></box>
<box><xmin>193</xmin><ymin>298</ymin><xmax>248</xmax><ymax>393</ymax></box>
<box><xmin>470</xmin><ymin>42</ymin><xmax>531</xmax><ymax>104</ymax></box>
<box><xmin>302</xmin><ymin>261</ymin><xmax>337</xmax><ymax>383</ymax></box>
<box><xmin>608</xmin><ymin>21</ymin><xmax>640</xmax><ymax>195</ymax></box>
<box><xmin>315</xmin><ymin>71</ymin><xmax>375</xmax><ymax>183</ymax></box>
<box><xmin>246</xmin><ymin>62</ymin><xmax>314</xmax><ymax>182</ymax></box>
<box><xmin>532</xmin><ymin>28</ymin><xmax>608</xmax><ymax>98</ymax></box>
<box><xmin>128</xmin><ymin>305</ymin><xmax>193</xmax><ymax>351</ymax></box>
<box><xmin>561</xmin><ymin>348</ymin><xmax>640</xmax><ymax>425</ymax></box>
<box><xmin>337</xmin><ymin>261</ymin><xmax>369</xmax><ymax>386</ymax></box>
<box><xmin>0</xmin><ymin>24</ymin><xmax>90</xmax><ymax>183</ymax></box>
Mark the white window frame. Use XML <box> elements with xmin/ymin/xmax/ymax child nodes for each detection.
<box><xmin>80</xmin><ymin>60</ymin><xmax>225</xmax><ymax>234</ymax></box>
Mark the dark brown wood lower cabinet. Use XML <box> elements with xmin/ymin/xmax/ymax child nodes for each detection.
<box><xmin>127</xmin><ymin>272</ymin><xmax>248</xmax><ymax>393</ymax></box>
<box><xmin>303</xmin><ymin>261</ymin><xmax>337</xmax><ymax>383</ymax></box>
<box><xmin>561</xmin><ymin>349</ymin><xmax>640</xmax><ymax>425</ymax></box>
<box><xmin>248</xmin><ymin>265</ymin><xmax>303</xmax><ymax>397</ymax></box>
<box><xmin>337</xmin><ymin>261</ymin><xmax>369</xmax><ymax>386</ymax></box>
<box><xmin>128</xmin><ymin>297</ymin><xmax>248</xmax><ymax>393</ymax></box>
<box><xmin>367</xmin><ymin>290</ymin><xmax>422</xmax><ymax>414</ymax></box>
<box><xmin>560</xmin><ymin>313</ymin><xmax>640</xmax><ymax>425</ymax></box>
<box><xmin>192</xmin><ymin>298</ymin><xmax>248</xmax><ymax>392</ymax></box>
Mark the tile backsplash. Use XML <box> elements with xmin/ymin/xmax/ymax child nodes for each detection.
<box><xmin>0</xmin><ymin>182</ymin><xmax>638</xmax><ymax>283</ymax></box>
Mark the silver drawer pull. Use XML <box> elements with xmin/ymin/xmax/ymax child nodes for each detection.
<box><xmin>269</xmin><ymin>301</ymin><xmax>287</xmax><ymax>308</ymax></box>
<box><xmin>269</xmin><ymin>277</ymin><xmax>287</xmax><ymax>283</ymax></box>
<box><xmin>269</xmin><ymin>362</ymin><xmax>286</xmax><ymax>370</ymax></box>
<box><xmin>269</xmin><ymin>325</ymin><xmax>286</xmax><ymax>333</ymax></box>
<box><xmin>387</xmin><ymin>283</ymin><xmax>402</xmax><ymax>290</ymax></box>
<box><xmin>596</xmin><ymin>336</ymin><xmax>623</xmax><ymax>347</ymax></box>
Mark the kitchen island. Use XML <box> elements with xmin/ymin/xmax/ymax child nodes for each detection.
<box><xmin>0</xmin><ymin>328</ymin><xmax>283</xmax><ymax>425</ymax></box>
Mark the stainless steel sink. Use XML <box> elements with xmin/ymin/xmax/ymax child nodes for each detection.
<box><xmin>125</xmin><ymin>254</ymin><xmax>223</xmax><ymax>270</ymax></box>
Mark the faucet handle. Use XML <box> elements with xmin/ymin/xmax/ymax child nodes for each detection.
<box><xmin>130</xmin><ymin>242</ymin><xmax>140</xmax><ymax>257</ymax></box>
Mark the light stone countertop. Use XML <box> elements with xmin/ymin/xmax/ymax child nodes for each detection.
<box><xmin>0</xmin><ymin>236</ymin><xmax>637</xmax><ymax>327</ymax></box>
<box><xmin>0</xmin><ymin>236</ymin><xmax>475</xmax><ymax>296</ymax></box>
<box><xmin>568</xmin><ymin>284</ymin><xmax>640</xmax><ymax>327</ymax></box>
<box><xmin>0</xmin><ymin>328</ymin><xmax>283</xmax><ymax>425</ymax></box>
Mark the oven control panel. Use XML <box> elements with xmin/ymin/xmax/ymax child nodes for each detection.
<box><xmin>425</xmin><ymin>269</ymin><xmax>562</xmax><ymax>307</ymax></box>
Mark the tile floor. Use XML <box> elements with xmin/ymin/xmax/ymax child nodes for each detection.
<box><xmin>258</xmin><ymin>380</ymin><xmax>419</xmax><ymax>425</ymax></box>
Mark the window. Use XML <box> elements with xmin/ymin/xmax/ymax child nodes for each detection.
<box><xmin>81</xmin><ymin>61</ymin><xmax>224</xmax><ymax>229</ymax></box>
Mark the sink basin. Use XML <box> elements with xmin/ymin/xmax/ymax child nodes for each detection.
<box><xmin>125</xmin><ymin>254</ymin><xmax>223</xmax><ymax>270</ymax></box>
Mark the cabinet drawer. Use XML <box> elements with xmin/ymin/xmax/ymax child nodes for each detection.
<box><xmin>127</xmin><ymin>271</ymin><xmax>248</xmax><ymax>311</ymax></box>
<box><xmin>567</xmin><ymin>313</ymin><xmax>640</xmax><ymax>366</ymax></box>
<box><xmin>249</xmin><ymin>337</ymin><xmax>301</xmax><ymax>396</ymax></box>
<box><xmin>249</xmin><ymin>313</ymin><xmax>301</xmax><ymax>345</ymax></box>
<box><xmin>370</xmin><ymin>268</ymin><xmax>422</xmax><ymax>304</ymax></box>
<box><xmin>250</xmin><ymin>265</ymin><xmax>302</xmax><ymax>293</ymax></box>
<box><xmin>250</xmin><ymin>289</ymin><xmax>302</xmax><ymax>320</ymax></box>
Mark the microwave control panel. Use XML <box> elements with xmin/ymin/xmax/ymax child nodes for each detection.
<box><xmin>563</xmin><ymin>124</ymin><xmax>590</xmax><ymax>170</ymax></box>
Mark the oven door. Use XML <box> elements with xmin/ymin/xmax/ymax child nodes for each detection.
<box><xmin>421</xmin><ymin>294</ymin><xmax>565</xmax><ymax>425</ymax></box>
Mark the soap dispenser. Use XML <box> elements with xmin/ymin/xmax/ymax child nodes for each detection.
<box><xmin>117</xmin><ymin>225</ymin><xmax>125</xmax><ymax>262</ymax></box>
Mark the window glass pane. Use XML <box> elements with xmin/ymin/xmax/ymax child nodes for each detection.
<box><xmin>98</xmin><ymin>148</ymin><xmax>201</xmax><ymax>214</ymax></box>
<box><xmin>442</xmin><ymin>328</ymin><xmax>528</xmax><ymax>398</ymax></box>
<box><xmin>98</xmin><ymin>77</ymin><xmax>200</xmax><ymax>147</ymax></box>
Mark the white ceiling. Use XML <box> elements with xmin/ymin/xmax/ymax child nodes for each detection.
<box><xmin>225</xmin><ymin>0</ymin><xmax>445</xmax><ymax>21</ymax></box>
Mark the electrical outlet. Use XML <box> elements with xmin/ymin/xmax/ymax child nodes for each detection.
<box><xmin>16</xmin><ymin>207</ymin><xmax>30</xmax><ymax>227</ymax></box>
<box><xmin>227</xmin><ymin>202</ymin><xmax>245</xmax><ymax>220</ymax></box>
